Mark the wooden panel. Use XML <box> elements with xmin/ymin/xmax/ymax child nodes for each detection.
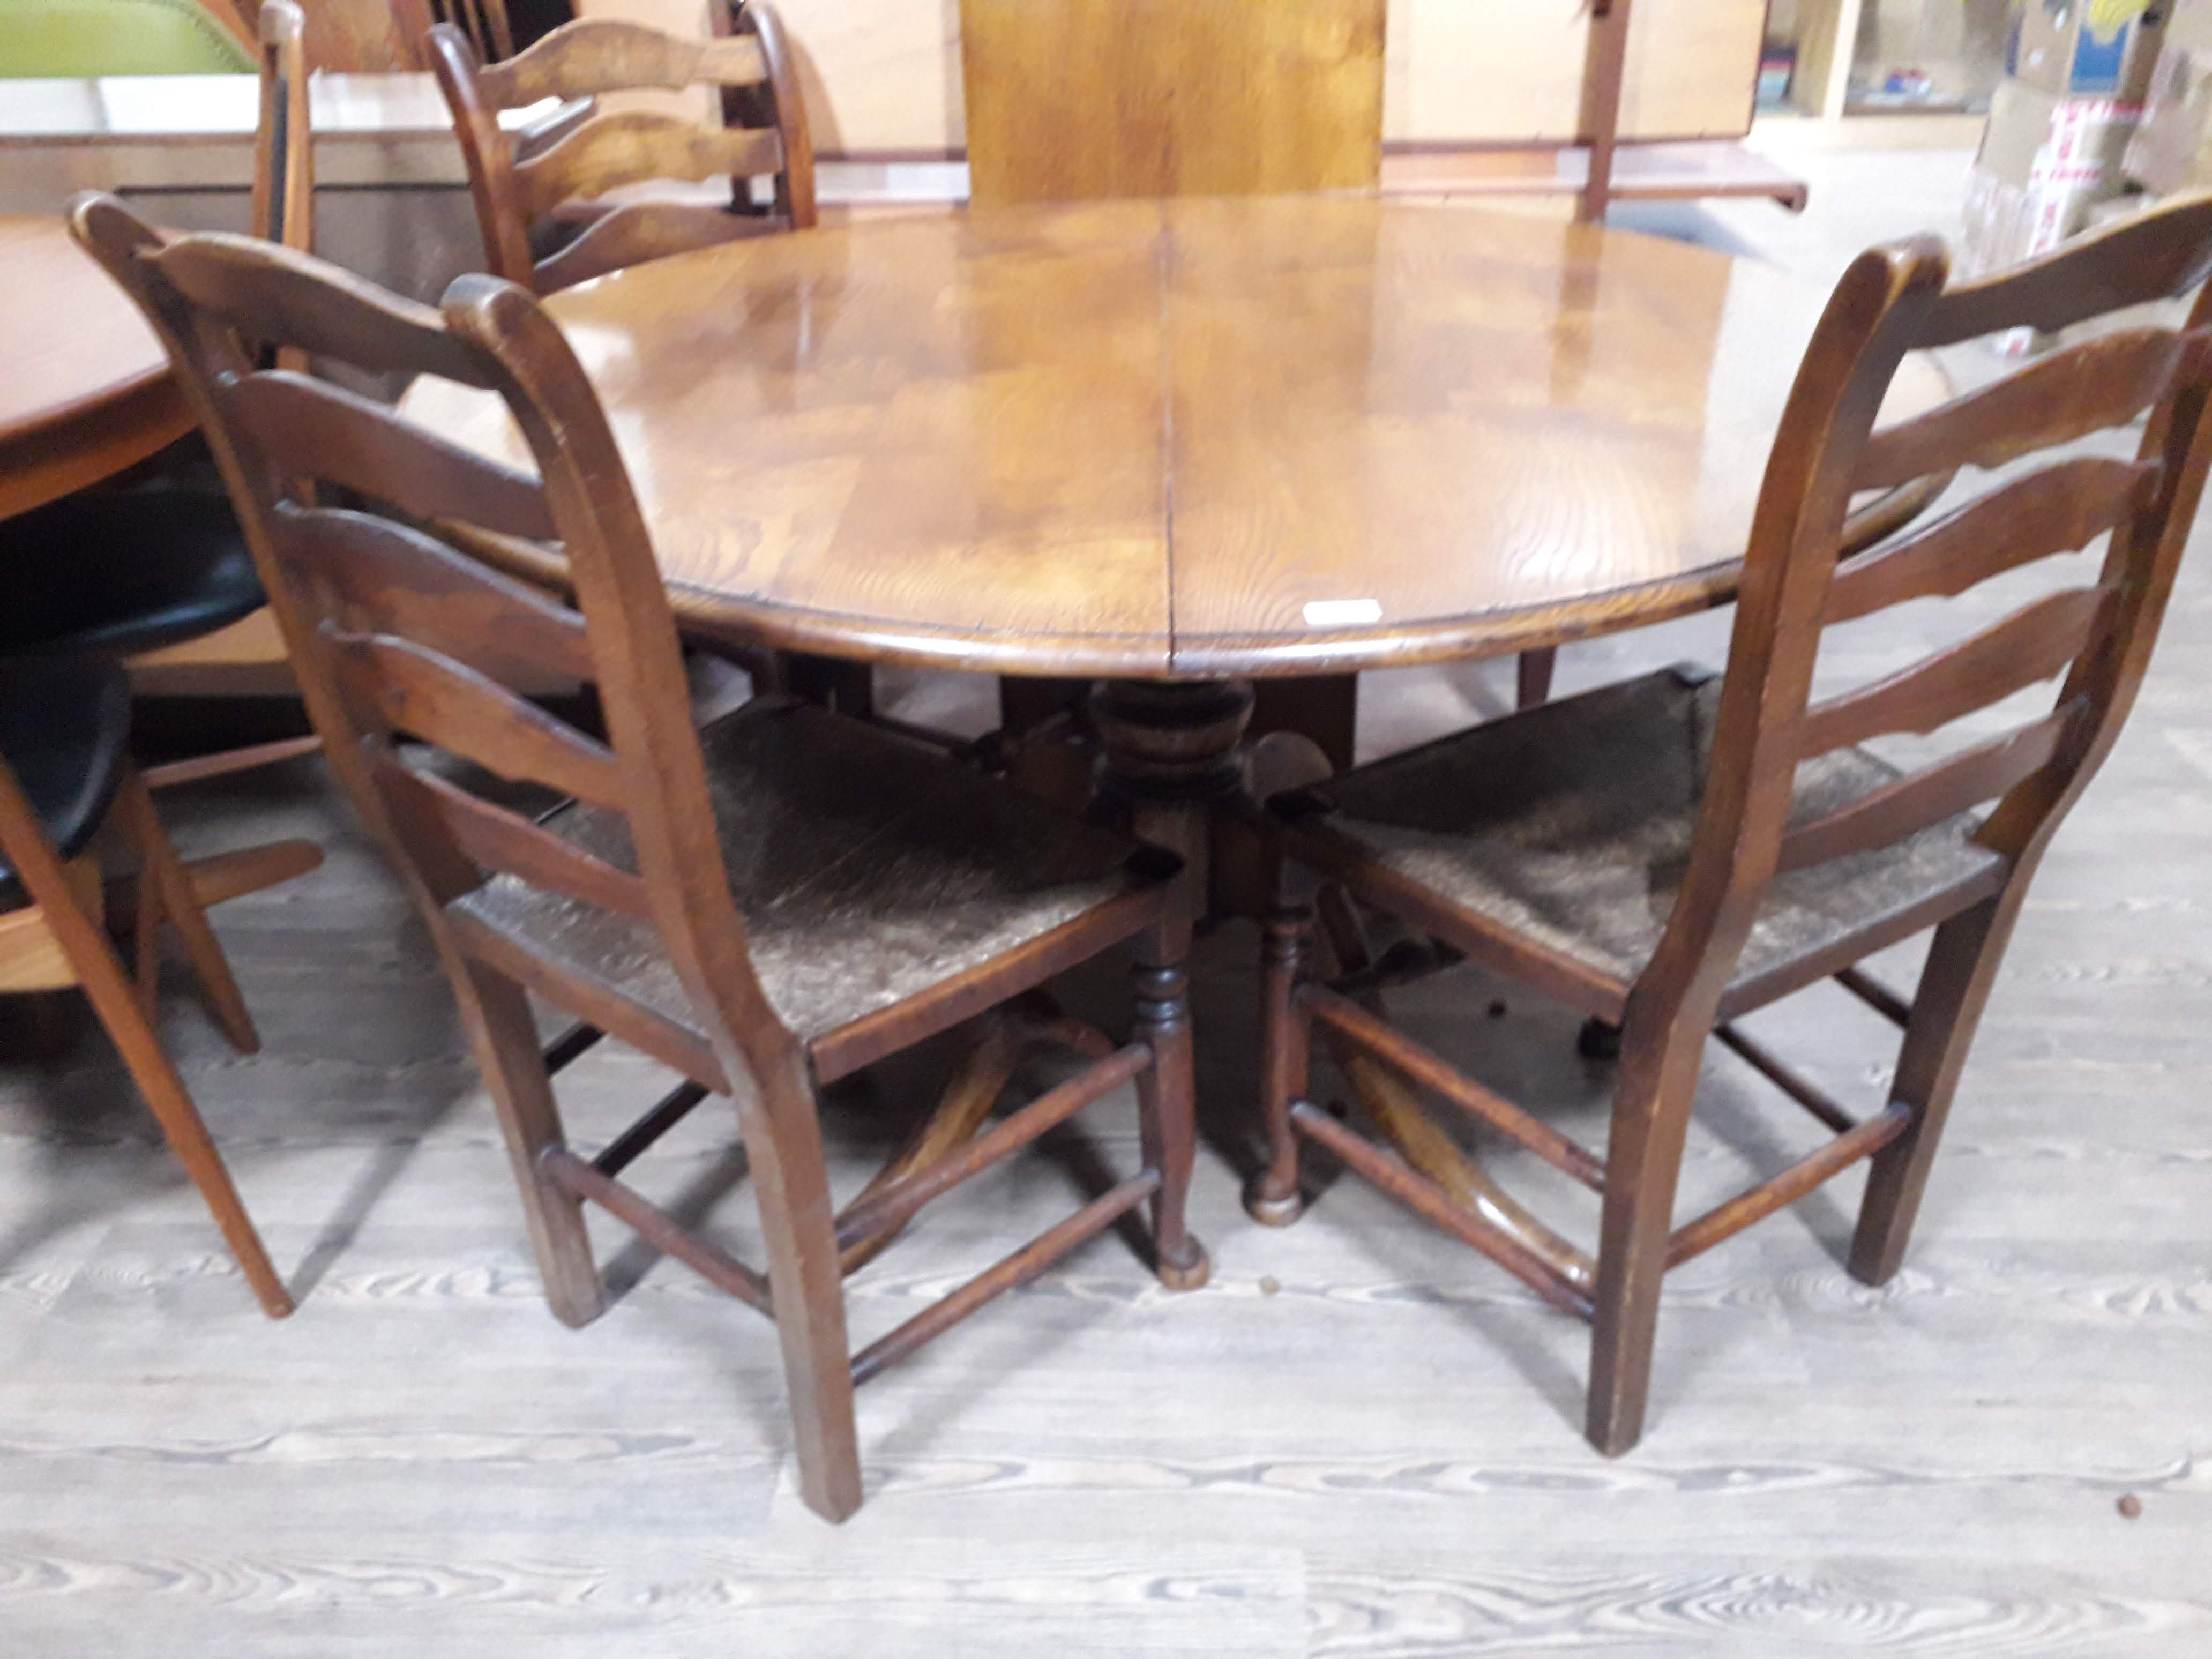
<box><xmin>1388</xmin><ymin>0</ymin><xmax>1765</xmax><ymax>146</ymax></box>
<box><xmin>565</xmin><ymin>0</ymin><xmax>1765</xmax><ymax>158</ymax></box>
<box><xmin>960</xmin><ymin>0</ymin><xmax>1384</xmax><ymax>203</ymax></box>
<box><xmin>751</xmin><ymin>0</ymin><xmax>955</xmax><ymax>154</ymax></box>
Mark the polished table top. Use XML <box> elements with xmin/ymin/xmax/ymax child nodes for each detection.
<box><xmin>402</xmin><ymin>198</ymin><xmax>1948</xmax><ymax>679</ymax></box>
<box><xmin>0</xmin><ymin>214</ymin><xmax>190</xmax><ymax>519</ymax></box>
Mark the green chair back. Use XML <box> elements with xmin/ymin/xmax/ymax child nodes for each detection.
<box><xmin>0</xmin><ymin>0</ymin><xmax>255</xmax><ymax>77</ymax></box>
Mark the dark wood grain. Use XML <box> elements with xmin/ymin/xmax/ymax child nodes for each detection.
<box><xmin>1797</xmin><ymin>585</ymin><xmax>2116</xmax><ymax>759</ymax></box>
<box><xmin>397</xmin><ymin>199</ymin><xmax>1952</xmax><ymax>677</ymax></box>
<box><xmin>960</xmin><ymin>0</ymin><xmax>1384</xmax><ymax>206</ymax></box>
<box><xmin>430</xmin><ymin>2</ymin><xmax>814</xmax><ymax>296</ymax></box>
<box><xmin>77</xmin><ymin>199</ymin><xmax>1210</xmax><ymax>1525</ymax></box>
<box><xmin>1826</xmin><ymin>458</ymin><xmax>2158</xmax><ymax>624</ymax></box>
<box><xmin>1857</xmin><ymin>328</ymin><xmax>2204</xmax><ymax>489</ymax></box>
<box><xmin>1251</xmin><ymin>193</ymin><xmax>2212</xmax><ymax>1467</ymax></box>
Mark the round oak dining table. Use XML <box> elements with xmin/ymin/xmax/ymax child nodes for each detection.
<box><xmin>0</xmin><ymin>214</ymin><xmax>194</xmax><ymax>521</ymax></box>
<box><xmin>401</xmin><ymin>196</ymin><xmax>1950</xmax><ymax>1276</ymax></box>
<box><xmin>401</xmin><ymin>194</ymin><xmax>1947</xmax><ymax>903</ymax></box>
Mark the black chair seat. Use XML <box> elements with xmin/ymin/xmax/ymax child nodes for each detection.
<box><xmin>0</xmin><ymin>656</ymin><xmax>133</xmax><ymax>893</ymax></box>
<box><xmin>0</xmin><ymin>487</ymin><xmax>266</xmax><ymax>660</ymax></box>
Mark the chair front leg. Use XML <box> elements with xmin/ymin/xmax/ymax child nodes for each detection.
<box><xmin>731</xmin><ymin>1050</ymin><xmax>864</xmax><ymax>1523</ymax></box>
<box><xmin>1586</xmin><ymin>1008</ymin><xmax>1709</xmax><ymax>1456</ymax></box>
<box><xmin>114</xmin><ymin>767</ymin><xmax>259</xmax><ymax>1055</ymax></box>
<box><xmin>1246</xmin><ymin>885</ymin><xmax>1317</xmax><ymax>1226</ymax></box>
<box><xmin>1134</xmin><ymin>919</ymin><xmax>1209</xmax><ymax>1290</ymax></box>
<box><xmin>1850</xmin><ymin>892</ymin><xmax>2016</xmax><ymax>1286</ymax></box>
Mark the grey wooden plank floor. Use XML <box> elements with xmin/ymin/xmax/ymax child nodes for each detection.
<box><xmin>3</xmin><ymin>152</ymin><xmax>2208</xmax><ymax>1655</ymax></box>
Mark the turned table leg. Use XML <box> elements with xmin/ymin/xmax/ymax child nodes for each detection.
<box><xmin>1088</xmin><ymin>679</ymin><xmax>1257</xmax><ymax>925</ymax></box>
<box><xmin>1089</xmin><ymin>679</ymin><xmax>1588</xmax><ymax>1288</ymax></box>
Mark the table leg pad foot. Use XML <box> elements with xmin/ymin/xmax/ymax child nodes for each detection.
<box><xmin>1243</xmin><ymin>1179</ymin><xmax>1304</xmax><ymax>1228</ymax></box>
<box><xmin>1155</xmin><ymin>1237</ymin><xmax>1211</xmax><ymax>1291</ymax></box>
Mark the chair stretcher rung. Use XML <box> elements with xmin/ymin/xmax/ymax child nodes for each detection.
<box><xmin>835</xmin><ymin>1042</ymin><xmax>1150</xmax><ymax>1257</ymax></box>
<box><xmin>541</xmin><ymin>1022</ymin><xmax>604</xmax><ymax>1074</ymax></box>
<box><xmin>1302</xmin><ymin>987</ymin><xmax>1606</xmax><ymax>1190</ymax></box>
<box><xmin>849</xmin><ymin>1169</ymin><xmax>1159</xmax><ymax>1387</ymax></box>
<box><xmin>542</xmin><ymin>1147</ymin><xmax>772</xmax><ymax>1315</ymax></box>
<box><xmin>594</xmin><ymin>1079</ymin><xmax>711</xmax><ymax>1177</ymax></box>
<box><xmin>1665</xmin><ymin>1102</ymin><xmax>1914</xmax><ymax>1269</ymax></box>
<box><xmin>1289</xmin><ymin>1100</ymin><xmax>1593</xmax><ymax>1318</ymax></box>
<box><xmin>1714</xmin><ymin>1023</ymin><xmax>1857</xmax><ymax>1134</ymax></box>
<box><xmin>1835</xmin><ymin>966</ymin><xmax>1912</xmax><ymax>1027</ymax></box>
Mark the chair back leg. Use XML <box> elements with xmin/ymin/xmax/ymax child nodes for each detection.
<box><xmin>0</xmin><ymin>764</ymin><xmax>293</xmax><ymax>1318</ymax></box>
<box><xmin>1849</xmin><ymin>891</ymin><xmax>2019</xmax><ymax>1285</ymax></box>
<box><xmin>454</xmin><ymin>955</ymin><xmax>608</xmax><ymax>1328</ymax></box>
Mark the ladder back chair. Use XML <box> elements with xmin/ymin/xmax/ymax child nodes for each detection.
<box><xmin>72</xmin><ymin>196</ymin><xmax>1208</xmax><ymax>1523</ymax></box>
<box><xmin>0</xmin><ymin>656</ymin><xmax>317</xmax><ymax>1319</ymax></box>
<box><xmin>429</xmin><ymin>1</ymin><xmax>816</xmax><ymax>296</ymax></box>
<box><xmin>0</xmin><ymin>3</ymin><xmax>323</xmax><ymax>1325</ymax></box>
<box><xmin>1251</xmin><ymin>197</ymin><xmax>2212</xmax><ymax>1456</ymax></box>
<box><xmin>407</xmin><ymin>0</ymin><xmax>515</xmax><ymax>64</ymax></box>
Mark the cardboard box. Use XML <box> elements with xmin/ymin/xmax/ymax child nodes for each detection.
<box><xmin>2124</xmin><ymin>0</ymin><xmax>2212</xmax><ymax>191</ymax></box>
<box><xmin>1975</xmin><ymin>76</ymin><xmax>2140</xmax><ymax>190</ymax></box>
<box><xmin>2011</xmin><ymin>0</ymin><xmax>2164</xmax><ymax>102</ymax></box>
<box><xmin>1964</xmin><ymin>78</ymin><xmax>2142</xmax><ymax>351</ymax></box>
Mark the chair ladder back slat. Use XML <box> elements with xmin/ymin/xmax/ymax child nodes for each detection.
<box><xmin>1799</xmin><ymin>584</ymin><xmax>2118</xmax><ymax>760</ymax></box>
<box><xmin>1777</xmin><ymin>699</ymin><xmax>2084</xmax><ymax>873</ymax></box>
<box><xmin>476</xmin><ymin>19</ymin><xmax>767</xmax><ymax>106</ymax></box>
<box><xmin>1858</xmin><ymin>328</ymin><xmax>2201</xmax><ymax>491</ymax></box>
<box><xmin>270</xmin><ymin>507</ymin><xmax>592</xmax><ymax>687</ymax></box>
<box><xmin>147</xmin><ymin>236</ymin><xmax>498</xmax><ymax>388</ymax></box>
<box><xmin>1826</xmin><ymin>456</ymin><xmax>2162</xmax><ymax>625</ymax></box>
<box><xmin>513</xmin><ymin>111</ymin><xmax>780</xmax><ymax>219</ymax></box>
<box><xmin>1917</xmin><ymin>196</ymin><xmax>2212</xmax><ymax>347</ymax></box>
<box><xmin>228</xmin><ymin>373</ymin><xmax>557</xmax><ymax>541</ymax></box>
<box><xmin>333</xmin><ymin>633</ymin><xmax>626</xmax><ymax>809</ymax></box>
<box><xmin>377</xmin><ymin>758</ymin><xmax>652</xmax><ymax>918</ymax></box>
<box><xmin>533</xmin><ymin>200</ymin><xmax>785</xmax><ymax>291</ymax></box>
<box><xmin>430</xmin><ymin>4</ymin><xmax>812</xmax><ymax>295</ymax></box>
